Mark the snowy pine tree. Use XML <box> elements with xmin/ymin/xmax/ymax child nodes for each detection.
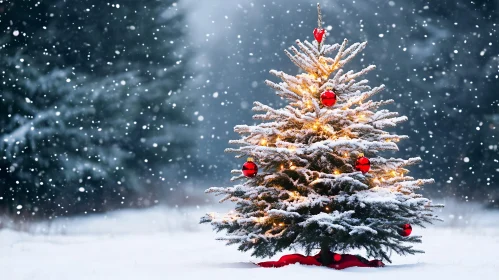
<box><xmin>202</xmin><ymin>5</ymin><xmax>441</xmax><ymax>263</ymax></box>
<box><xmin>0</xmin><ymin>0</ymin><xmax>193</xmax><ymax>217</ymax></box>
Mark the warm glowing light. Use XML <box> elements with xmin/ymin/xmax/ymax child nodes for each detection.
<box><xmin>289</xmin><ymin>191</ymin><xmax>300</xmax><ymax>198</ymax></box>
<box><xmin>325</xmin><ymin>207</ymin><xmax>330</xmax><ymax>211</ymax></box>
<box><xmin>312</xmin><ymin>121</ymin><xmax>321</xmax><ymax>130</ymax></box>
<box><xmin>279</xmin><ymin>223</ymin><xmax>285</xmax><ymax>226</ymax></box>
<box><xmin>333</xmin><ymin>169</ymin><xmax>341</xmax><ymax>175</ymax></box>
<box><xmin>276</xmin><ymin>137</ymin><xmax>281</xmax><ymax>142</ymax></box>
<box><xmin>260</xmin><ymin>139</ymin><xmax>267</xmax><ymax>145</ymax></box>
<box><xmin>390</xmin><ymin>171</ymin><xmax>397</xmax><ymax>177</ymax></box>
<box><xmin>343</xmin><ymin>152</ymin><xmax>349</xmax><ymax>158</ymax></box>
<box><xmin>288</xmin><ymin>146</ymin><xmax>296</xmax><ymax>152</ymax></box>
<box><xmin>306</xmin><ymin>100</ymin><xmax>312</xmax><ymax>109</ymax></box>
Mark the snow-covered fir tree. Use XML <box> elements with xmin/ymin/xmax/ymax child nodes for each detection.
<box><xmin>0</xmin><ymin>0</ymin><xmax>194</xmax><ymax>217</ymax></box>
<box><xmin>202</xmin><ymin>4</ymin><xmax>441</xmax><ymax>264</ymax></box>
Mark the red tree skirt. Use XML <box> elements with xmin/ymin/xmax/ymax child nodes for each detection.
<box><xmin>257</xmin><ymin>251</ymin><xmax>384</xmax><ymax>270</ymax></box>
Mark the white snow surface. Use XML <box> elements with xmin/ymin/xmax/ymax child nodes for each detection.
<box><xmin>1</xmin><ymin>202</ymin><xmax>499</xmax><ymax>280</ymax></box>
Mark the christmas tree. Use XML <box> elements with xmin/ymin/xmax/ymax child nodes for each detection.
<box><xmin>202</xmin><ymin>4</ymin><xmax>441</xmax><ymax>265</ymax></box>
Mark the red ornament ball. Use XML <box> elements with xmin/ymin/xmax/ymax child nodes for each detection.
<box><xmin>355</xmin><ymin>156</ymin><xmax>370</xmax><ymax>173</ymax></box>
<box><xmin>313</xmin><ymin>28</ymin><xmax>326</xmax><ymax>43</ymax></box>
<box><xmin>242</xmin><ymin>158</ymin><xmax>258</xmax><ymax>177</ymax></box>
<box><xmin>320</xmin><ymin>90</ymin><xmax>337</xmax><ymax>107</ymax></box>
<box><xmin>399</xmin><ymin>224</ymin><xmax>412</xmax><ymax>237</ymax></box>
<box><xmin>333</xmin><ymin>253</ymin><xmax>342</xmax><ymax>262</ymax></box>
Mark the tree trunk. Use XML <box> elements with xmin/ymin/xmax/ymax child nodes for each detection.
<box><xmin>318</xmin><ymin>243</ymin><xmax>333</xmax><ymax>266</ymax></box>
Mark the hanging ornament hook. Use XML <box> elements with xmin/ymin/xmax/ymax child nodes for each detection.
<box><xmin>317</xmin><ymin>3</ymin><xmax>323</xmax><ymax>29</ymax></box>
<box><xmin>313</xmin><ymin>4</ymin><xmax>326</xmax><ymax>48</ymax></box>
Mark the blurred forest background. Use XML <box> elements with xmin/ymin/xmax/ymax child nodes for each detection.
<box><xmin>0</xmin><ymin>0</ymin><xmax>498</xmax><ymax>219</ymax></box>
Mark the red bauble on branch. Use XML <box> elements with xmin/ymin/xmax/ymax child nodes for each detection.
<box><xmin>242</xmin><ymin>158</ymin><xmax>258</xmax><ymax>177</ymax></box>
<box><xmin>399</xmin><ymin>224</ymin><xmax>412</xmax><ymax>237</ymax></box>
<box><xmin>313</xmin><ymin>28</ymin><xmax>326</xmax><ymax>43</ymax></box>
<box><xmin>320</xmin><ymin>90</ymin><xmax>337</xmax><ymax>107</ymax></box>
<box><xmin>355</xmin><ymin>156</ymin><xmax>370</xmax><ymax>173</ymax></box>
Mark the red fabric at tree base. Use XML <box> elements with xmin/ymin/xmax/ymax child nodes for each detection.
<box><xmin>257</xmin><ymin>251</ymin><xmax>384</xmax><ymax>270</ymax></box>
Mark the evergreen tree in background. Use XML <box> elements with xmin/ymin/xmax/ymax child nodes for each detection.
<box><xmin>202</xmin><ymin>5</ymin><xmax>441</xmax><ymax>263</ymax></box>
<box><xmin>0</xmin><ymin>0</ymin><xmax>193</xmax><ymax>217</ymax></box>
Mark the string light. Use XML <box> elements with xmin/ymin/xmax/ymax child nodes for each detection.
<box><xmin>312</xmin><ymin>121</ymin><xmax>321</xmax><ymax>130</ymax></box>
<box><xmin>289</xmin><ymin>191</ymin><xmax>300</xmax><ymax>198</ymax></box>
<box><xmin>333</xmin><ymin>169</ymin><xmax>341</xmax><ymax>175</ymax></box>
<box><xmin>256</xmin><ymin>217</ymin><xmax>266</xmax><ymax>223</ymax></box>
<box><xmin>260</xmin><ymin>139</ymin><xmax>268</xmax><ymax>146</ymax></box>
<box><xmin>308</xmin><ymin>73</ymin><xmax>317</xmax><ymax>79</ymax></box>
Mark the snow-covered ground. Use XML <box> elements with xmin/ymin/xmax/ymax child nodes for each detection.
<box><xmin>1</xmin><ymin>202</ymin><xmax>499</xmax><ymax>280</ymax></box>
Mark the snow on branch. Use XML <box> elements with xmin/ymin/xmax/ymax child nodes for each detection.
<box><xmin>299</xmin><ymin>211</ymin><xmax>355</xmax><ymax>232</ymax></box>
